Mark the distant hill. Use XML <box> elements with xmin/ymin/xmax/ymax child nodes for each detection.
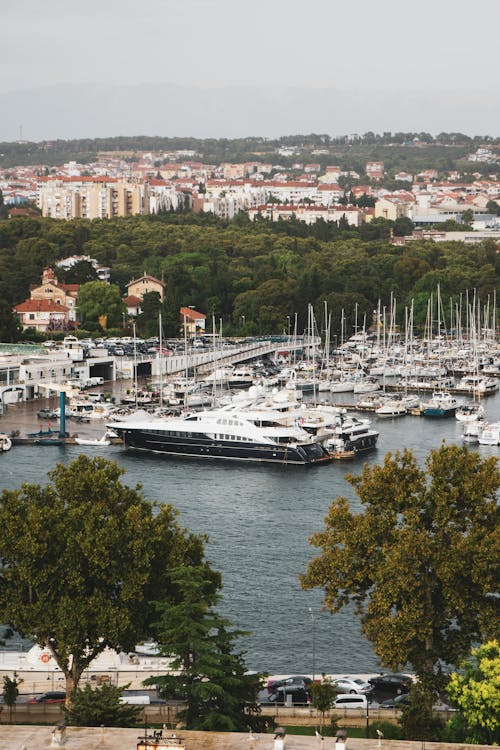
<box><xmin>1</xmin><ymin>83</ymin><xmax>499</xmax><ymax>142</ymax></box>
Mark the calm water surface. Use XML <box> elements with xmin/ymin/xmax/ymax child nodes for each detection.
<box><xmin>1</xmin><ymin>392</ymin><xmax>498</xmax><ymax>675</ymax></box>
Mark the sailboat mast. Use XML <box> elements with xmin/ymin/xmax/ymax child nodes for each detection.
<box><xmin>158</xmin><ymin>311</ymin><xmax>164</xmax><ymax>409</ymax></box>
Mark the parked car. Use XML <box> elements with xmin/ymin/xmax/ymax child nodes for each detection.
<box><xmin>368</xmin><ymin>673</ymin><xmax>413</xmax><ymax>700</ymax></box>
<box><xmin>333</xmin><ymin>694</ymin><xmax>368</xmax><ymax>709</ymax></box>
<box><xmin>267</xmin><ymin>675</ymin><xmax>312</xmax><ymax>692</ymax></box>
<box><xmin>28</xmin><ymin>691</ymin><xmax>66</xmax><ymax>704</ymax></box>
<box><xmin>380</xmin><ymin>693</ymin><xmax>410</xmax><ymax>708</ymax></box>
<box><xmin>36</xmin><ymin>408</ymin><xmax>58</xmax><ymax>419</ymax></box>
<box><xmin>333</xmin><ymin>676</ymin><xmax>373</xmax><ymax>695</ymax></box>
<box><xmin>268</xmin><ymin>686</ymin><xmax>311</xmax><ymax>705</ymax></box>
<box><xmin>381</xmin><ymin>693</ymin><xmax>455</xmax><ymax>712</ymax></box>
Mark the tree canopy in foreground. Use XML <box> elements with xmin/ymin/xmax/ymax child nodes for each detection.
<box><xmin>145</xmin><ymin>565</ymin><xmax>264</xmax><ymax>732</ymax></box>
<box><xmin>0</xmin><ymin>455</ymin><xmax>218</xmax><ymax>699</ymax></box>
<box><xmin>301</xmin><ymin>444</ymin><xmax>500</xmax><ymax>692</ymax></box>
<box><xmin>63</xmin><ymin>682</ymin><xmax>142</xmax><ymax>727</ymax></box>
<box><xmin>447</xmin><ymin>640</ymin><xmax>500</xmax><ymax>744</ymax></box>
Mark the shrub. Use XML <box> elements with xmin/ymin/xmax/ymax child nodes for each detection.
<box><xmin>63</xmin><ymin>683</ymin><xmax>142</xmax><ymax>727</ymax></box>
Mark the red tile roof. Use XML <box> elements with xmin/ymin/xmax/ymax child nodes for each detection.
<box><xmin>14</xmin><ymin>300</ymin><xmax>69</xmax><ymax>312</ymax></box>
<box><xmin>124</xmin><ymin>295</ymin><xmax>142</xmax><ymax>306</ymax></box>
<box><xmin>180</xmin><ymin>307</ymin><xmax>206</xmax><ymax>320</ymax></box>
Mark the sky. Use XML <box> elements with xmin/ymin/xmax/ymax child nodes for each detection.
<box><xmin>1</xmin><ymin>0</ymin><xmax>499</xmax><ymax>138</ymax></box>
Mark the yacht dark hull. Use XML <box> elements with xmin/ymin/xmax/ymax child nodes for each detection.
<box><xmin>120</xmin><ymin>428</ymin><xmax>330</xmax><ymax>465</ymax></box>
<box><xmin>345</xmin><ymin>432</ymin><xmax>379</xmax><ymax>453</ymax></box>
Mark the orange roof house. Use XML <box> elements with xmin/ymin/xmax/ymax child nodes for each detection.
<box><xmin>14</xmin><ymin>299</ymin><xmax>70</xmax><ymax>332</ymax></box>
<box><xmin>179</xmin><ymin>307</ymin><xmax>206</xmax><ymax>336</ymax></box>
<box><xmin>14</xmin><ymin>267</ymin><xmax>79</xmax><ymax>331</ymax></box>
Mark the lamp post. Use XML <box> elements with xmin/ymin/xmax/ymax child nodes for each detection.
<box><xmin>286</xmin><ymin>316</ymin><xmax>291</xmax><ymax>337</ymax></box>
<box><xmin>308</xmin><ymin>607</ymin><xmax>316</xmax><ymax>682</ymax></box>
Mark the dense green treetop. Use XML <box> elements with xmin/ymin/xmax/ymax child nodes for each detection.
<box><xmin>301</xmin><ymin>444</ymin><xmax>500</xmax><ymax>692</ymax></box>
<box><xmin>145</xmin><ymin>565</ymin><xmax>263</xmax><ymax>732</ymax></box>
<box><xmin>0</xmin><ymin>455</ymin><xmax>218</xmax><ymax>699</ymax></box>
<box><xmin>0</xmin><ymin>212</ymin><xmax>498</xmax><ymax>340</ymax></box>
<box><xmin>447</xmin><ymin>641</ymin><xmax>500</xmax><ymax>744</ymax></box>
<box><xmin>63</xmin><ymin>682</ymin><xmax>142</xmax><ymax>727</ymax></box>
<box><xmin>77</xmin><ymin>281</ymin><xmax>125</xmax><ymax>328</ymax></box>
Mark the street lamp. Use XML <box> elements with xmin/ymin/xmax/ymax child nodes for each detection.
<box><xmin>286</xmin><ymin>316</ymin><xmax>291</xmax><ymax>337</ymax></box>
<box><xmin>308</xmin><ymin>607</ymin><xmax>316</xmax><ymax>682</ymax></box>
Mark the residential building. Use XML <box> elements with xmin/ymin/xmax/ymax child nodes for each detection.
<box><xmin>365</xmin><ymin>162</ymin><xmax>385</xmax><ymax>181</ymax></box>
<box><xmin>37</xmin><ymin>177</ymin><xmax>150</xmax><ymax>219</ymax></box>
<box><xmin>126</xmin><ymin>274</ymin><xmax>165</xmax><ymax>303</ymax></box>
<box><xmin>395</xmin><ymin>172</ymin><xmax>413</xmax><ymax>183</ymax></box>
<box><xmin>375</xmin><ymin>195</ymin><xmax>415</xmax><ymax>221</ymax></box>
<box><xmin>180</xmin><ymin>307</ymin><xmax>206</xmax><ymax>336</ymax></box>
<box><xmin>13</xmin><ymin>299</ymin><xmax>71</xmax><ymax>332</ymax></box>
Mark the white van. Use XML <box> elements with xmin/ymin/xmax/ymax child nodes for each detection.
<box><xmin>119</xmin><ymin>694</ymin><xmax>150</xmax><ymax>705</ymax></box>
<box><xmin>333</xmin><ymin>694</ymin><xmax>368</xmax><ymax>709</ymax></box>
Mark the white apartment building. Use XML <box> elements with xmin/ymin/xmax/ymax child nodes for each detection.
<box><xmin>37</xmin><ymin>178</ymin><xmax>150</xmax><ymax>219</ymax></box>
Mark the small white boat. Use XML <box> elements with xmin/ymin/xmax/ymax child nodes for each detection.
<box><xmin>455</xmin><ymin>403</ymin><xmax>485</xmax><ymax>422</ymax></box>
<box><xmin>353</xmin><ymin>377</ymin><xmax>380</xmax><ymax>394</ymax></box>
<box><xmin>74</xmin><ymin>435</ymin><xmax>111</xmax><ymax>446</ymax></box>
<box><xmin>376</xmin><ymin>396</ymin><xmax>407</xmax><ymax>418</ymax></box>
<box><xmin>0</xmin><ymin>433</ymin><xmax>12</xmax><ymax>452</ymax></box>
<box><xmin>477</xmin><ymin>421</ymin><xmax>500</xmax><ymax>446</ymax></box>
<box><xmin>330</xmin><ymin>378</ymin><xmax>355</xmax><ymax>393</ymax></box>
<box><xmin>458</xmin><ymin>375</ymin><xmax>498</xmax><ymax>396</ymax></box>
<box><xmin>356</xmin><ymin>393</ymin><xmax>384</xmax><ymax>410</ymax></box>
<box><xmin>462</xmin><ymin>420</ymin><xmax>484</xmax><ymax>444</ymax></box>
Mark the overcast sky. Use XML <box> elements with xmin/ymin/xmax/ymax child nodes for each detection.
<box><xmin>1</xmin><ymin>0</ymin><xmax>499</xmax><ymax>139</ymax></box>
<box><xmin>3</xmin><ymin>0</ymin><xmax>499</xmax><ymax>93</ymax></box>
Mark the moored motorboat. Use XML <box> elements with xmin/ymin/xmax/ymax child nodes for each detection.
<box><xmin>353</xmin><ymin>377</ymin><xmax>381</xmax><ymax>394</ymax></box>
<box><xmin>376</xmin><ymin>395</ymin><xmax>407</xmax><ymax>418</ymax></box>
<box><xmin>421</xmin><ymin>391</ymin><xmax>459</xmax><ymax>418</ymax></box>
<box><xmin>0</xmin><ymin>433</ymin><xmax>12</xmax><ymax>452</ymax></box>
<box><xmin>324</xmin><ymin>414</ymin><xmax>379</xmax><ymax>456</ymax></box>
<box><xmin>107</xmin><ymin>403</ymin><xmax>331</xmax><ymax>465</ymax></box>
<box><xmin>477</xmin><ymin>421</ymin><xmax>500</xmax><ymax>446</ymax></box>
<box><xmin>457</xmin><ymin>375</ymin><xmax>498</xmax><ymax>396</ymax></box>
<box><xmin>455</xmin><ymin>403</ymin><xmax>485</xmax><ymax>422</ymax></box>
<box><xmin>74</xmin><ymin>434</ymin><xmax>111</xmax><ymax>446</ymax></box>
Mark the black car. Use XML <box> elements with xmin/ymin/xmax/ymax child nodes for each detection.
<box><xmin>380</xmin><ymin>693</ymin><xmax>411</xmax><ymax>708</ymax></box>
<box><xmin>267</xmin><ymin>675</ymin><xmax>312</xmax><ymax>692</ymax></box>
<box><xmin>368</xmin><ymin>673</ymin><xmax>413</xmax><ymax>701</ymax></box>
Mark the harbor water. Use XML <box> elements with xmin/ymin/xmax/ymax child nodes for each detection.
<box><xmin>1</xmin><ymin>390</ymin><xmax>499</xmax><ymax>675</ymax></box>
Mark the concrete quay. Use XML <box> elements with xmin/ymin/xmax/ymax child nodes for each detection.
<box><xmin>0</xmin><ymin>726</ymin><xmax>491</xmax><ymax>750</ymax></box>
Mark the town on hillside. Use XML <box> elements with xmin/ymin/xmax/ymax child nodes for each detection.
<box><xmin>1</xmin><ymin>134</ymin><xmax>499</xmax><ymax>245</ymax></box>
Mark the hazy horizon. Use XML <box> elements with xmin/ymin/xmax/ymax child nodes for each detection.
<box><xmin>2</xmin><ymin>0</ymin><xmax>499</xmax><ymax>142</ymax></box>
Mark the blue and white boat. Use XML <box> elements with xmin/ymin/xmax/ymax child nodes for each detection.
<box><xmin>421</xmin><ymin>391</ymin><xmax>458</xmax><ymax>418</ymax></box>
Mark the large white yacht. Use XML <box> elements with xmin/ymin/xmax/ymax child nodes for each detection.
<box><xmin>107</xmin><ymin>400</ymin><xmax>330</xmax><ymax>465</ymax></box>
